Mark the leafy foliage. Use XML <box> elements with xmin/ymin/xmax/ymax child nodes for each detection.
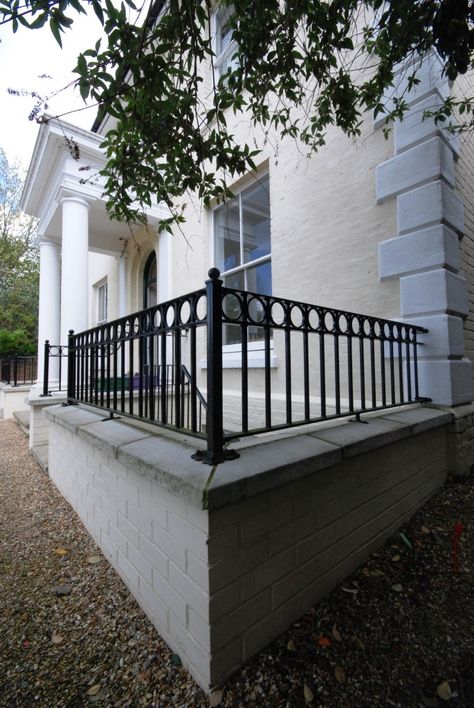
<box><xmin>1</xmin><ymin>0</ymin><xmax>473</xmax><ymax>228</ymax></box>
<box><xmin>0</xmin><ymin>149</ymin><xmax>39</xmax><ymax>355</ymax></box>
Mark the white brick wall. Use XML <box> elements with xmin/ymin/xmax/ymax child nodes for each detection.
<box><xmin>206</xmin><ymin>427</ymin><xmax>448</xmax><ymax>684</ymax></box>
<box><xmin>47</xmin><ymin>409</ymin><xmax>449</xmax><ymax>692</ymax></box>
<box><xmin>48</xmin><ymin>422</ymin><xmax>212</xmax><ymax>689</ymax></box>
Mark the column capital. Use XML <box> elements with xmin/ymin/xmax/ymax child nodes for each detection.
<box><xmin>59</xmin><ymin>193</ymin><xmax>92</xmax><ymax>210</ymax></box>
<box><xmin>37</xmin><ymin>235</ymin><xmax>60</xmax><ymax>249</ymax></box>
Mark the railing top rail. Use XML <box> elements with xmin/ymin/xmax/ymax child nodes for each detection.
<box><xmin>70</xmin><ymin>286</ymin><xmax>207</xmax><ymax>342</ymax></box>
<box><xmin>221</xmin><ymin>285</ymin><xmax>428</xmax><ymax>339</ymax></box>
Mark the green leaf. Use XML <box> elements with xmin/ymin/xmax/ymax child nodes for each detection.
<box><xmin>49</xmin><ymin>18</ymin><xmax>63</xmax><ymax>46</ymax></box>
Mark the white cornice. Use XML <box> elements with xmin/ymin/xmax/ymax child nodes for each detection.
<box><xmin>21</xmin><ymin>115</ymin><xmax>105</xmax><ymax>219</ymax></box>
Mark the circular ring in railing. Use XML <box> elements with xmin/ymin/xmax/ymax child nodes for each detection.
<box><xmin>195</xmin><ymin>293</ymin><xmax>207</xmax><ymax>322</ymax></box>
<box><xmin>270</xmin><ymin>300</ymin><xmax>286</xmax><ymax>327</ymax></box>
<box><xmin>131</xmin><ymin>316</ymin><xmax>140</xmax><ymax>336</ymax></box>
<box><xmin>373</xmin><ymin>320</ymin><xmax>382</xmax><ymax>338</ymax></box>
<box><xmin>307</xmin><ymin>307</ymin><xmax>320</xmax><ymax>331</ymax></box>
<box><xmin>383</xmin><ymin>321</ymin><xmax>392</xmax><ymax>340</ymax></box>
<box><xmin>222</xmin><ymin>292</ymin><xmax>243</xmax><ymax>322</ymax></box>
<box><xmin>165</xmin><ymin>305</ymin><xmax>175</xmax><ymax>328</ymax></box>
<box><xmin>179</xmin><ymin>299</ymin><xmax>192</xmax><ymax>326</ymax></box>
<box><xmin>351</xmin><ymin>316</ymin><xmax>361</xmax><ymax>336</ymax></box>
<box><xmin>392</xmin><ymin>323</ymin><xmax>401</xmax><ymax>341</ymax></box>
<box><xmin>247</xmin><ymin>295</ymin><xmax>266</xmax><ymax>325</ymax></box>
<box><xmin>363</xmin><ymin>318</ymin><xmax>372</xmax><ymax>337</ymax></box>
<box><xmin>152</xmin><ymin>308</ymin><xmax>161</xmax><ymax>330</ymax></box>
<box><xmin>337</xmin><ymin>313</ymin><xmax>348</xmax><ymax>335</ymax></box>
<box><xmin>290</xmin><ymin>304</ymin><xmax>304</xmax><ymax>328</ymax></box>
<box><xmin>324</xmin><ymin>311</ymin><xmax>335</xmax><ymax>333</ymax></box>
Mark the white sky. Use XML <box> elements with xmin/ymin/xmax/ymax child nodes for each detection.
<box><xmin>0</xmin><ymin>11</ymin><xmax>105</xmax><ymax>169</ymax></box>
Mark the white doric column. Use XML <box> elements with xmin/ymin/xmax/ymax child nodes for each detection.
<box><xmin>375</xmin><ymin>54</ymin><xmax>472</xmax><ymax>406</ymax></box>
<box><xmin>60</xmin><ymin>196</ymin><xmax>90</xmax><ymax>345</ymax></box>
<box><xmin>36</xmin><ymin>237</ymin><xmax>61</xmax><ymax>386</ymax></box>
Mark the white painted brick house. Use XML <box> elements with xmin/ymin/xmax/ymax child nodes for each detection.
<box><xmin>20</xmin><ymin>45</ymin><xmax>474</xmax><ymax>692</ymax></box>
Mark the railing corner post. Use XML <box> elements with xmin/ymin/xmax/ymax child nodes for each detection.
<box><xmin>13</xmin><ymin>353</ymin><xmax>18</xmax><ymax>387</ymax></box>
<box><xmin>67</xmin><ymin>330</ymin><xmax>75</xmax><ymax>403</ymax></box>
<box><xmin>42</xmin><ymin>340</ymin><xmax>50</xmax><ymax>397</ymax></box>
<box><xmin>205</xmin><ymin>268</ymin><xmax>226</xmax><ymax>464</ymax></box>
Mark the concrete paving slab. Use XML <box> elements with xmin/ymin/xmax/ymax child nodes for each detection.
<box><xmin>45</xmin><ymin>404</ymin><xmax>104</xmax><ymax>432</ymax></box>
<box><xmin>77</xmin><ymin>418</ymin><xmax>152</xmax><ymax>458</ymax></box>
<box><xmin>310</xmin><ymin>417</ymin><xmax>410</xmax><ymax>457</ymax></box>
<box><xmin>380</xmin><ymin>407</ymin><xmax>453</xmax><ymax>434</ymax></box>
<box><xmin>205</xmin><ymin>435</ymin><xmax>342</xmax><ymax>509</ymax></box>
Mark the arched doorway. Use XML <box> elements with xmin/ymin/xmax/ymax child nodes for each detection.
<box><xmin>143</xmin><ymin>251</ymin><xmax>157</xmax><ymax>309</ymax></box>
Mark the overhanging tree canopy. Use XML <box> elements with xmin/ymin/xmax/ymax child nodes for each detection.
<box><xmin>1</xmin><ymin>0</ymin><xmax>473</xmax><ymax>228</ymax></box>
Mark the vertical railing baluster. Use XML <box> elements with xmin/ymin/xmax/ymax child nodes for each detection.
<box><xmin>113</xmin><ymin>328</ymin><xmax>118</xmax><ymax>412</ymax></box>
<box><xmin>138</xmin><ymin>332</ymin><xmax>144</xmax><ymax>419</ymax></box>
<box><xmin>389</xmin><ymin>336</ymin><xmax>395</xmax><ymax>405</ymax></box>
<box><xmin>303</xmin><ymin>326</ymin><xmax>310</xmax><ymax>421</ymax></box>
<box><xmin>148</xmin><ymin>329</ymin><xmax>155</xmax><ymax>422</ymax></box>
<box><xmin>370</xmin><ymin>329</ymin><xmax>376</xmax><ymax>408</ymax></box>
<box><xmin>241</xmin><ymin>315</ymin><xmax>249</xmax><ymax>433</ymax></box>
<box><xmin>405</xmin><ymin>335</ymin><xmax>412</xmax><ymax>402</ymax></box>
<box><xmin>128</xmin><ymin>334</ymin><xmax>134</xmax><ymax>416</ymax></box>
<box><xmin>334</xmin><ymin>331</ymin><xmax>341</xmax><ymax>416</ymax></box>
<box><xmin>76</xmin><ymin>335</ymin><xmax>81</xmax><ymax>401</ymax></box>
<box><xmin>413</xmin><ymin>330</ymin><xmax>420</xmax><ymax>400</ymax></box>
<box><xmin>174</xmin><ymin>316</ymin><xmax>181</xmax><ymax>428</ymax></box>
<box><xmin>264</xmin><ymin>325</ymin><xmax>272</xmax><ymax>429</ymax></box>
<box><xmin>43</xmin><ymin>340</ymin><xmax>50</xmax><ymax>397</ymax></box>
<box><xmin>359</xmin><ymin>324</ymin><xmax>365</xmax><ymax>411</ymax></box>
<box><xmin>160</xmin><ymin>332</ymin><xmax>167</xmax><ymax>425</ymax></box>
<box><xmin>285</xmin><ymin>326</ymin><xmax>292</xmax><ymax>425</ymax></box>
<box><xmin>380</xmin><ymin>335</ymin><xmax>386</xmax><ymax>407</ymax></box>
<box><xmin>398</xmin><ymin>335</ymin><xmax>404</xmax><ymax>403</ymax></box>
<box><xmin>190</xmin><ymin>325</ymin><xmax>197</xmax><ymax>432</ymax></box>
<box><xmin>319</xmin><ymin>325</ymin><xmax>326</xmax><ymax>418</ymax></box>
<box><xmin>348</xmin><ymin>334</ymin><xmax>354</xmax><ymax>412</ymax></box>
<box><xmin>120</xmin><ymin>333</ymin><xmax>125</xmax><ymax>413</ymax></box>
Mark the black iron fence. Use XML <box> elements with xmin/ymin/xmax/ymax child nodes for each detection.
<box><xmin>53</xmin><ymin>269</ymin><xmax>429</xmax><ymax>463</ymax></box>
<box><xmin>0</xmin><ymin>355</ymin><xmax>37</xmax><ymax>386</ymax></box>
<box><xmin>42</xmin><ymin>342</ymin><xmax>68</xmax><ymax>396</ymax></box>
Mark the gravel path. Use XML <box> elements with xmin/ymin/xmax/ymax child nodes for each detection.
<box><xmin>1</xmin><ymin>418</ymin><xmax>474</xmax><ymax>707</ymax></box>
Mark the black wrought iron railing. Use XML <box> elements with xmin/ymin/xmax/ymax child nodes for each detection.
<box><xmin>42</xmin><ymin>341</ymin><xmax>68</xmax><ymax>396</ymax></box>
<box><xmin>0</xmin><ymin>355</ymin><xmax>37</xmax><ymax>386</ymax></box>
<box><xmin>56</xmin><ymin>269</ymin><xmax>428</xmax><ymax>463</ymax></box>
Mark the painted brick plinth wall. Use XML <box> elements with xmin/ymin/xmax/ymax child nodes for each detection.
<box><xmin>47</xmin><ymin>416</ymin><xmax>448</xmax><ymax>692</ymax></box>
<box><xmin>48</xmin><ymin>423</ymin><xmax>212</xmax><ymax>690</ymax></box>
<box><xmin>206</xmin><ymin>428</ymin><xmax>447</xmax><ymax>683</ymax></box>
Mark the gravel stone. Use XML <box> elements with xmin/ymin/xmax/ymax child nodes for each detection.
<box><xmin>1</xmin><ymin>419</ymin><xmax>474</xmax><ymax>707</ymax></box>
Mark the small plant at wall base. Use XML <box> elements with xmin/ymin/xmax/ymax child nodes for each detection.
<box><xmin>0</xmin><ymin>148</ymin><xmax>39</xmax><ymax>355</ymax></box>
<box><xmin>1</xmin><ymin>0</ymin><xmax>473</xmax><ymax>229</ymax></box>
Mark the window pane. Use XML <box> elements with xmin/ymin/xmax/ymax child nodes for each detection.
<box><xmin>216</xmin><ymin>5</ymin><xmax>234</xmax><ymax>56</ymax></box>
<box><xmin>98</xmin><ymin>284</ymin><xmax>107</xmax><ymax>323</ymax></box>
<box><xmin>246</xmin><ymin>259</ymin><xmax>272</xmax><ymax>295</ymax></box>
<box><xmin>242</xmin><ymin>176</ymin><xmax>270</xmax><ymax>264</ymax></box>
<box><xmin>215</xmin><ymin>197</ymin><xmax>240</xmax><ymax>272</ymax></box>
<box><xmin>224</xmin><ymin>270</ymin><xmax>244</xmax><ymax>291</ymax></box>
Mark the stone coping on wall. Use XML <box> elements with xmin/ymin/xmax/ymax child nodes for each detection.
<box><xmin>44</xmin><ymin>404</ymin><xmax>454</xmax><ymax>512</ymax></box>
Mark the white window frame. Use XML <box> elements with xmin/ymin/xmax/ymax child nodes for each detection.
<box><xmin>211</xmin><ymin>3</ymin><xmax>238</xmax><ymax>80</ymax></box>
<box><xmin>96</xmin><ymin>280</ymin><xmax>108</xmax><ymax>325</ymax></box>
<box><xmin>210</xmin><ymin>173</ymin><xmax>276</xmax><ymax>369</ymax></box>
